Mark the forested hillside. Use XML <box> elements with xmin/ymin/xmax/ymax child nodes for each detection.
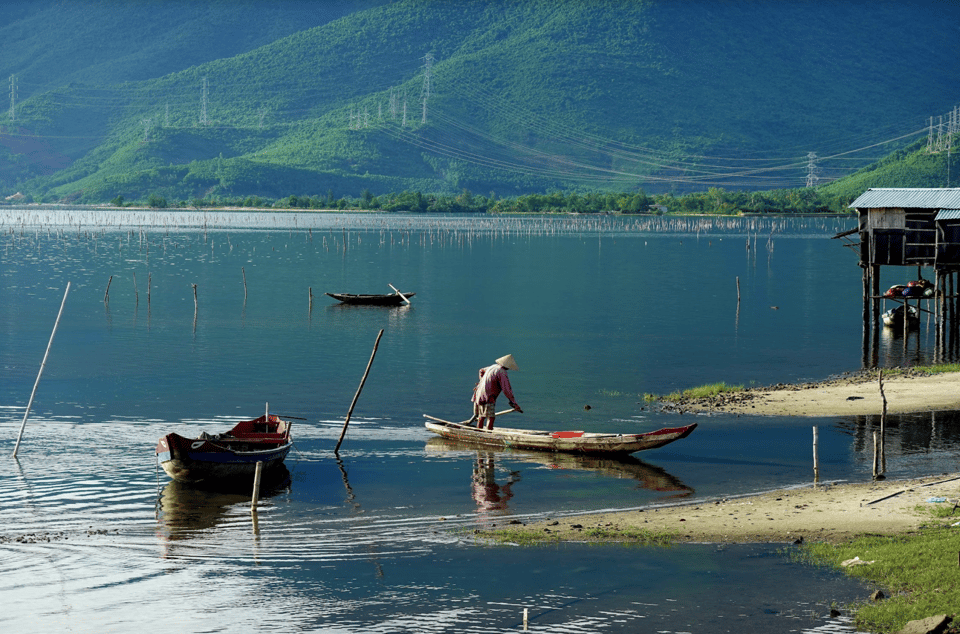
<box><xmin>1</xmin><ymin>0</ymin><xmax>958</xmax><ymax>206</ymax></box>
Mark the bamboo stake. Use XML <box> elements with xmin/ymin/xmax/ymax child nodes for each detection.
<box><xmin>103</xmin><ymin>275</ymin><xmax>113</xmax><ymax>302</ymax></box>
<box><xmin>878</xmin><ymin>369</ymin><xmax>887</xmax><ymax>475</ymax></box>
<box><xmin>242</xmin><ymin>267</ymin><xmax>247</xmax><ymax>300</ymax></box>
<box><xmin>251</xmin><ymin>461</ymin><xmax>263</xmax><ymax>511</ymax></box>
<box><xmin>812</xmin><ymin>426</ymin><xmax>819</xmax><ymax>484</ymax></box>
<box><xmin>13</xmin><ymin>282</ymin><xmax>71</xmax><ymax>458</ymax></box>
<box><xmin>335</xmin><ymin>329</ymin><xmax>385</xmax><ymax>454</ymax></box>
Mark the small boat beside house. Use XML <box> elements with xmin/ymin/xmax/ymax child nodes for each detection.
<box><xmin>156</xmin><ymin>408</ymin><xmax>293</xmax><ymax>485</ymax></box>
<box><xmin>326</xmin><ymin>291</ymin><xmax>415</xmax><ymax>306</ymax></box>
<box><xmin>881</xmin><ymin>304</ymin><xmax>920</xmax><ymax>328</ymax></box>
<box><xmin>423</xmin><ymin>415</ymin><xmax>696</xmax><ymax>456</ymax></box>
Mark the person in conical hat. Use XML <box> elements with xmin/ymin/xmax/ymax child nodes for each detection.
<box><xmin>472</xmin><ymin>354</ymin><xmax>522</xmax><ymax>431</ymax></box>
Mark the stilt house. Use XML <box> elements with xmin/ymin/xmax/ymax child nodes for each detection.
<box><xmin>847</xmin><ymin>188</ymin><xmax>960</xmax><ymax>355</ymax></box>
<box><xmin>850</xmin><ymin>187</ymin><xmax>960</xmax><ymax>268</ymax></box>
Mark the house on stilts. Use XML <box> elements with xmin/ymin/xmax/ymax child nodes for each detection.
<box><xmin>841</xmin><ymin>187</ymin><xmax>960</xmax><ymax>359</ymax></box>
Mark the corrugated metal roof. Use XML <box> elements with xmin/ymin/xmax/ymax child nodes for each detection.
<box><xmin>849</xmin><ymin>188</ymin><xmax>960</xmax><ymax>209</ymax></box>
<box><xmin>936</xmin><ymin>209</ymin><xmax>960</xmax><ymax>221</ymax></box>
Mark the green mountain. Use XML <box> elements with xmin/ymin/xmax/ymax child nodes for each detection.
<box><xmin>2</xmin><ymin>0</ymin><xmax>958</xmax><ymax>205</ymax></box>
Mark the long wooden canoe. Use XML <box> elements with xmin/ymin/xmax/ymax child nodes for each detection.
<box><xmin>423</xmin><ymin>415</ymin><xmax>696</xmax><ymax>456</ymax></box>
<box><xmin>326</xmin><ymin>292</ymin><xmax>414</xmax><ymax>306</ymax></box>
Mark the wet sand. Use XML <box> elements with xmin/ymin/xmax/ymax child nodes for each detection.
<box><xmin>508</xmin><ymin>372</ymin><xmax>960</xmax><ymax>544</ymax></box>
<box><xmin>519</xmin><ymin>474</ymin><xmax>960</xmax><ymax>544</ymax></box>
<box><xmin>675</xmin><ymin>370</ymin><xmax>960</xmax><ymax>417</ymax></box>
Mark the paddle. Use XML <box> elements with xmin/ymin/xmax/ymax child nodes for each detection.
<box><xmin>457</xmin><ymin>408</ymin><xmax>518</xmax><ymax>425</ymax></box>
<box><xmin>388</xmin><ymin>283</ymin><xmax>411</xmax><ymax>305</ymax></box>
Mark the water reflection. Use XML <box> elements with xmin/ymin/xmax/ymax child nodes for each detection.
<box><xmin>156</xmin><ymin>465</ymin><xmax>291</xmax><ymax>543</ymax></box>
<box><xmin>426</xmin><ymin>437</ymin><xmax>695</xmax><ymax>506</ymax></box>
<box><xmin>471</xmin><ymin>454</ymin><xmax>520</xmax><ymax>515</ymax></box>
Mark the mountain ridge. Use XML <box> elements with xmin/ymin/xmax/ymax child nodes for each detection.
<box><xmin>2</xmin><ymin>0</ymin><xmax>959</xmax><ymax>204</ymax></box>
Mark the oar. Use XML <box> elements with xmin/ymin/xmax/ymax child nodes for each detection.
<box><xmin>388</xmin><ymin>283</ymin><xmax>411</xmax><ymax>305</ymax></box>
<box><xmin>457</xmin><ymin>408</ymin><xmax>518</xmax><ymax>425</ymax></box>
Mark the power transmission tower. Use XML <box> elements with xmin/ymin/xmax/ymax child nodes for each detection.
<box><xmin>928</xmin><ymin>116</ymin><xmax>935</xmax><ymax>153</ymax></box>
<box><xmin>141</xmin><ymin>118</ymin><xmax>152</xmax><ymax>142</ymax></box>
<box><xmin>402</xmin><ymin>98</ymin><xmax>407</xmax><ymax>127</ymax></box>
<box><xmin>805</xmin><ymin>152</ymin><xmax>819</xmax><ymax>188</ymax></box>
<box><xmin>8</xmin><ymin>74</ymin><xmax>16</xmax><ymax>122</ymax></box>
<box><xmin>258</xmin><ymin>107</ymin><xmax>266</xmax><ymax>130</ymax></box>
<box><xmin>389</xmin><ymin>87</ymin><xmax>397</xmax><ymax>120</ymax></box>
<box><xmin>420</xmin><ymin>53</ymin><xmax>433</xmax><ymax>124</ymax></box>
<box><xmin>200</xmin><ymin>76</ymin><xmax>208</xmax><ymax>126</ymax></box>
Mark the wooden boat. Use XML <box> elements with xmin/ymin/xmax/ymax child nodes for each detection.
<box><xmin>156</xmin><ymin>412</ymin><xmax>293</xmax><ymax>485</ymax></box>
<box><xmin>882</xmin><ymin>304</ymin><xmax>920</xmax><ymax>328</ymax></box>
<box><xmin>325</xmin><ymin>291</ymin><xmax>415</xmax><ymax>306</ymax></box>
<box><xmin>423</xmin><ymin>415</ymin><xmax>696</xmax><ymax>456</ymax></box>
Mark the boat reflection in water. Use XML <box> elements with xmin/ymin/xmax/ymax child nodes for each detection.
<box><xmin>426</xmin><ymin>437</ymin><xmax>694</xmax><ymax>515</ymax></box>
<box><xmin>156</xmin><ymin>465</ymin><xmax>291</xmax><ymax>547</ymax></box>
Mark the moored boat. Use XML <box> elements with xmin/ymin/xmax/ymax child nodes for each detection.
<box><xmin>881</xmin><ymin>304</ymin><xmax>920</xmax><ymax>328</ymax></box>
<box><xmin>326</xmin><ymin>291</ymin><xmax>415</xmax><ymax>306</ymax></box>
<box><xmin>423</xmin><ymin>415</ymin><xmax>696</xmax><ymax>456</ymax></box>
<box><xmin>156</xmin><ymin>410</ymin><xmax>293</xmax><ymax>485</ymax></box>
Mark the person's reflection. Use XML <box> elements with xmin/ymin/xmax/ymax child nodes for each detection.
<box><xmin>471</xmin><ymin>454</ymin><xmax>520</xmax><ymax>515</ymax></box>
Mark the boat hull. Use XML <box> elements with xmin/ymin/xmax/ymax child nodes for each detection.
<box><xmin>156</xmin><ymin>414</ymin><xmax>292</xmax><ymax>485</ymax></box>
<box><xmin>423</xmin><ymin>416</ymin><xmax>696</xmax><ymax>455</ymax></box>
<box><xmin>326</xmin><ymin>292</ymin><xmax>414</xmax><ymax>305</ymax></box>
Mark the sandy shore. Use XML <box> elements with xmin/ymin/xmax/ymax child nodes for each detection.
<box><xmin>500</xmin><ymin>372</ymin><xmax>960</xmax><ymax>544</ymax></box>
<box><xmin>519</xmin><ymin>474</ymin><xmax>960</xmax><ymax>544</ymax></box>
<box><xmin>674</xmin><ymin>370</ymin><xmax>960</xmax><ymax>417</ymax></box>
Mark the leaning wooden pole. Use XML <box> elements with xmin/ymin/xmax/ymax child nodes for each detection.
<box><xmin>879</xmin><ymin>369</ymin><xmax>887</xmax><ymax>475</ymax></box>
<box><xmin>13</xmin><ymin>282</ymin><xmax>71</xmax><ymax>458</ymax></box>
<box><xmin>335</xmin><ymin>329</ymin><xmax>385</xmax><ymax>454</ymax></box>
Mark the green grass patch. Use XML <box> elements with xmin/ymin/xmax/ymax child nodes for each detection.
<box><xmin>471</xmin><ymin>528</ymin><xmax>563</xmax><ymax>546</ymax></box>
<box><xmin>473</xmin><ymin>525</ymin><xmax>680</xmax><ymax>546</ymax></box>
<box><xmin>792</xmin><ymin>507</ymin><xmax>960</xmax><ymax>633</ymax></box>
<box><xmin>648</xmin><ymin>382</ymin><xmax>744</xmax><ymax>402</ymax></box>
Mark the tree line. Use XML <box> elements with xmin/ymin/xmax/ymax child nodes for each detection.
<box><xmin>113</xmin><ymin>185</ymin><xmax>853</xmax><ymax>215</ymax></box>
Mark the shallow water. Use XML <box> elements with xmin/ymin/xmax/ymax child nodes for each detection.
<box><xmin>3</xmin><ymin>210</ymin><xmax>949</xmax><ymax>632</ymax></box>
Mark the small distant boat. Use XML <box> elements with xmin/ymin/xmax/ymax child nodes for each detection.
<box><xmin>156</xmin><ymin>410</ymin><xmax>293</xmax><ymax>485</ymax></box>
<box><xmin>423</xmin><ymin>415</ymin><xmax>696</xmax><ymax>456</ymax></box>
<box><xmin>325</xmin><ymin>291</ymin><xmax>415</xmax><ymax>306</ymax></box>
<box><xmin>882</xmin><ymin>304</ymin><xmax>920</xmax><ymax>328</ymax></box>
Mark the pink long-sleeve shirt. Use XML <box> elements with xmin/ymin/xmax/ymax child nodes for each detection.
<box><xmin>473</xmin><ymin>363</ymin><xmax>517</xmax><ymax>406</ymax></box>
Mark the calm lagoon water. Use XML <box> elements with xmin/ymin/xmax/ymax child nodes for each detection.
<box><xmin>2</xmin><ymin>210</ymin><xmax>955</xmax><ymax>632</ymax></box>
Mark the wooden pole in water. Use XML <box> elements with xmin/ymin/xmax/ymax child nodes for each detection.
<box><xmin>736</xmin><ymin>276</ymin><xmax>740</xmax><ymax>303</ymax></box>
<box><xmin>335</xmin><ymin>329</ymin><xmax>385</xmax><ymax>454</ymax></box>
<box><xmin>872</xmin><ymin>431</ymin><xmax>880</xmax><ymax>480</ymax></box>
<box><xmin>812</xmin><ymin>426</ymin><xmax>819</xmax><ymax>484</ymax></box>
<box><xmin>242</xmin><ymin>267</ymin><xmax>247</xmax><ymax>301</ymax></box>
<box><xmin>103</xmin><ymin>275</ymin><xmax>113</xmax><ymax>302</ymax></box>
<box><xmin>251</xmin><ymin>461</ymin><xmax>263</xmax><ymax>511</ymax></box>
<box><xmin>13</xmin><ymin>282</ymin><xmax>71</xmax><ymax>458</ymax></box>
<box><xmin>878</xmin><ymin>369</ymin><xmax>887</xmax><ymax>476</ymax></box>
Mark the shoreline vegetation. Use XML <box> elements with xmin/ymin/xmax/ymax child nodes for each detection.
<box><xmin>478</xmin><ymin>367</ymin><xmax>960</xmax><ymax>633</ymax></box>
<box><xmin>2</xmin><ymin>186</ymin><xmax>858</xmax><ymax>216</ymax></box>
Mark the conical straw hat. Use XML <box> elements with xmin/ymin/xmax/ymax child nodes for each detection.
<box><xmin>496</xmin><ymin>354</ymin><xmax>519</xmax><ymax>370</ymax></box>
